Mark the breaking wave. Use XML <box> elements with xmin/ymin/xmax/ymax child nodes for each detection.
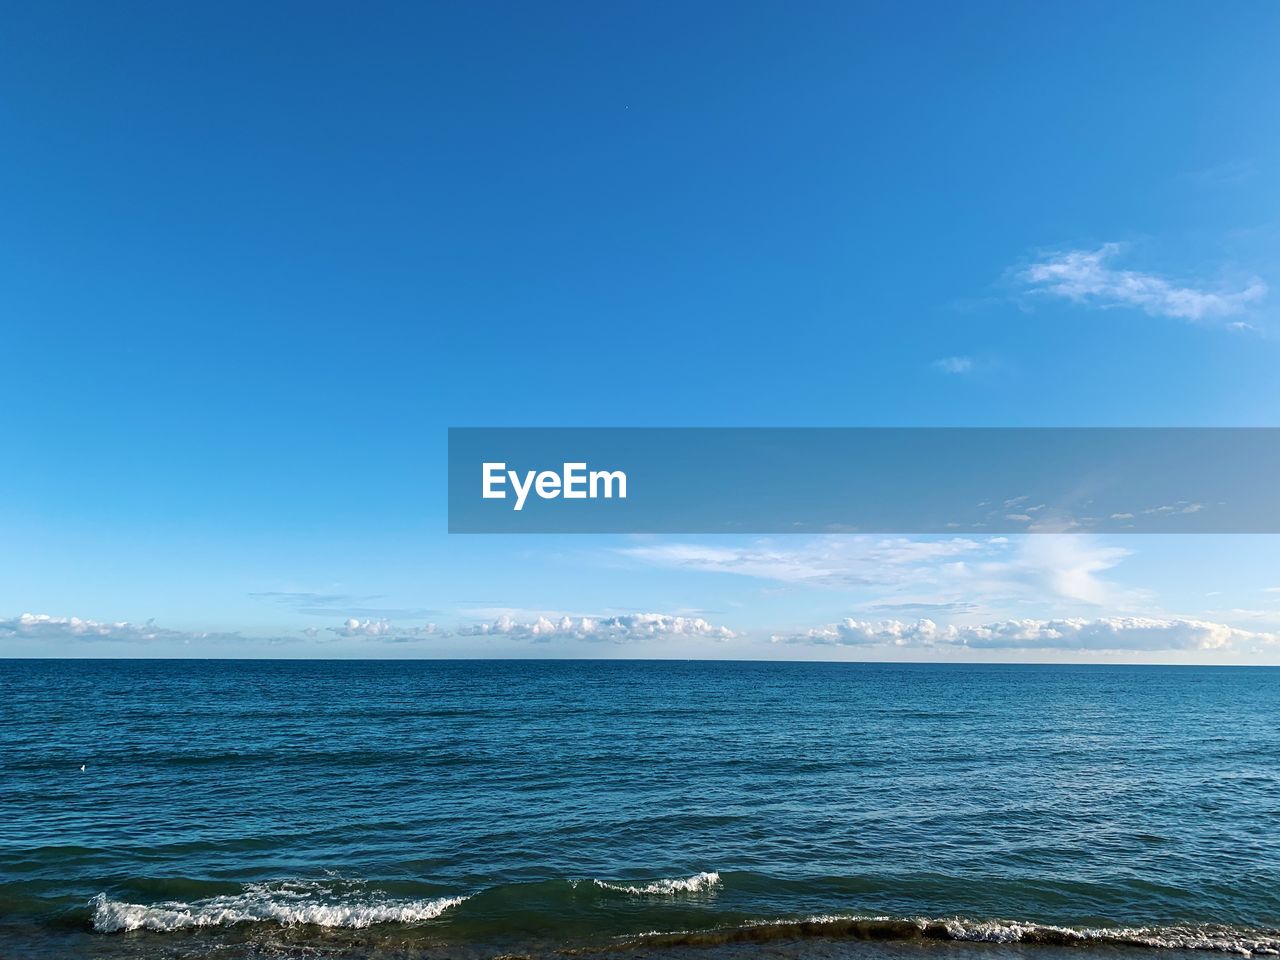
<box><xmin>592</xmin><ymin>871</ymin><xmax>722</xmax><ymax>896</ymax></box>
<box><xmin>87</xmin><ymin>874</ymin><xmax>1280</xmax><ymax>956</ymax></box>
<box><xmin>89</xmin><ymin>881</ymin><xmax>468</xmax><ymax>932</ymax></box>
<box><xmin>629</xmin><ymin>914</ymin><xmax>1280</xmax><ymax>956</ymax></box>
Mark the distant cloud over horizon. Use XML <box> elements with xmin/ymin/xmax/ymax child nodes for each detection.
<box><xmin>1019</xmin><ymin>243</ymin><xmax>1266</xmax><ymax>324</ymax></box>
<box><xmin>327</xmin><ymin>618</ymin><xmax>439</xmax><ymax>640</ymax></box>
<box><xmin>774</xmin><ymin>615</ymin><xmax>1277</xmax><ymax>653</ymax></box>
<box><xmin>455</xmin><ymin>613</ymin><xmax>737</xmax><ymax>644</ymax></box>
<box><xmin>0</xmin><ymin>613</ymin><xmax>256</xmax><ymax>647</ymax></box>
<box><xmin>0</xmin><ymin>611</ymin><xmax>738</xmax><ymax>650</ymax></box>
<box><xmin>6</xmin><ymin>607</ymin><xmax>1279</xmax><ymax>659</ymax></box>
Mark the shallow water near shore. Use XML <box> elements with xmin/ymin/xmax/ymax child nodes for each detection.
<box><xmin>2</xmin><ymin>659</ymin><xmax>1278</xmax><ymax>959</ymax></box>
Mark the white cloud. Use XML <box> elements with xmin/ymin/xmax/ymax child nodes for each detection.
<box><xmin>776</xmin><ymin>616</ymin><xmax>1277</xmax><ymax>653</ymax></box>
<box><xmin>933</xmin><ymin>356</ymin><xmax>974</xmax><ymax>374</ymax></box>
<box><xmin>327</xmin><ymin>618</ymin><xmax>437</xmax><ymax>640</ymax></box>
<box><xmin>1143</xmin><ymin>502</ymin><xmax>1203</xmax><ymax>515</ymax></box>
<box><xmin>1006</xmin><ymin>535</ymin><xmax>1131</xmax><ymax>606</ymax></box>
<box><xmin>456</xmin><ymin>613</ymin><xmax>736</xmax><ymax>644</ymax></box>
<box><xmin>8</xmin><ymin>606</ymin><xmax>1277</xmax><ymax>660</ymax></box>
<box><xmin>1020</xmin><ymin>243</ymin><xmax>1265</xmax><ymax>323</ymax></box>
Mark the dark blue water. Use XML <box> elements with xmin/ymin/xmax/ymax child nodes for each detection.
<box><xmin>2</xmin><ymin>660</ymin><xmax>1279</xmax><ymax>959</ymax></box>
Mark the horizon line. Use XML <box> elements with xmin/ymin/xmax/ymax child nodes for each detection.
<box><xmin>1</xmin><ymin>656</ymin><xmax>1276</xmax><ymax>668</ymax></box>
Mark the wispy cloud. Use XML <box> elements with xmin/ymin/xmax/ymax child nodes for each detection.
<box><xmin>932</xmin><ymin>355</ymin><xmax>974</xmax><ymax>374</ymax></box>
<box><xmin>619</xmin><ymin>534</ymin><xmax>1135</xmax><ymax>609</ymax></box>
<box><xmin>251</xmin><ymin>591</ymin><xmax>437</xmax><ymax>620</ymax></box>
<box><xmin>775</xmin><ymin>616</ymin><xmax>1277</xmax><ymax>653</ymax></box>
<box><xmin>1019</xmin><ymin>243</ymin><xmax>1265</xmax><ymax>323</ymax></box>
<box><xmin>866</xmin><ymin>600</ymin><xmax>980</xmax><ymax>616</ymax></box>
<box><xmin>619</xmin><ymin>537</ymin><xmax>990</xmax><ymax>588</ymax></box>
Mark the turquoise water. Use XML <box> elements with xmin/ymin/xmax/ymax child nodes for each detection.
<box><xmin>2</xmin><ymin>660</ymin><xmax>1278</xmax><ymax>959</ymax></box>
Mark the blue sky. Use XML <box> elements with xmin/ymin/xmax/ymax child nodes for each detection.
<box><xmin>2</xmin><ymin>1</ymin><xmax>1279</xmax><ymax>660</ymax></box>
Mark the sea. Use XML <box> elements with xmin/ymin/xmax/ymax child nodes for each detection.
<box><xmin>1</xmin><ymin>659</ymin><xmax>1278</xmax><ymax>960</ymax></box>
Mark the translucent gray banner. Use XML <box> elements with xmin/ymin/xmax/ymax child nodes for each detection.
<box><xmin>448</xmin><ymin>428</ymin><xmax>1280</xmax><ymax>533</ymax></box>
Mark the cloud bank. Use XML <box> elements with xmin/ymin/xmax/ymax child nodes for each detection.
<box><xmin>0</xmin><ymin>613</ymin><xmax>252</xmax><ymax>646</ymax></box>
<box><xmin>327</xmin><ymin>618</ymin><xmax>438</xmax><ymax>640</ymax></box>
<box><xmin>1020</xmin><ymin>244</ymin><xmax>1265</xmax><ymax>323</ymax></box>
<box><xmin>775</xmin><ymin>616</ymin><xmax>1276</xmax><ymax>652</ymax></box>
<box><xmin>8</xmin><ymin>601</ymin><xmax>1276</xmax><ymax>659</ymax></box>
<box><xmin>1</xmin><ymin>611</ymin><xmax>737</xmax><ymax>649</ymax></box>
<box><xmin>455</xmin><ymin>613</ymin><xmax>736</xmax><ymax>644</ymax></box>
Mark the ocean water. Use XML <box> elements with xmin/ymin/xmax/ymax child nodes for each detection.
<box><xmin>2</xmin><ymin>660</ymin><xmax>1278</xmax><ymax>960</ymax></box>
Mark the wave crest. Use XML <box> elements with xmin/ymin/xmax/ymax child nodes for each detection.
<box><xmin>593</xmin><ymin>871</ymin><xmax>722</xmax><ymax>896</ymax></box>
<box><xmin>90</xmin><ymin>882</ymin><xmax>468</xmax><ymax>932</ymax></box>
